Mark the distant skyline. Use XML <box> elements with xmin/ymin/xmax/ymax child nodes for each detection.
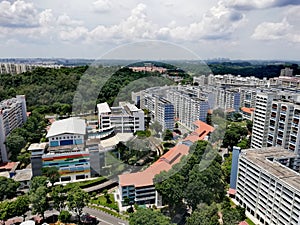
<box><xmin>0</xmin><ymin>0</ymin><xmax>300</xmax><ymax>60</ymax></box>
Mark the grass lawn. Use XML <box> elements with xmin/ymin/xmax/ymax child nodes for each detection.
<box><xmin>90</xmin><ymin>194</ymin><xmax>119</xmax><ymax>212</ymax></box>
<box><xmin>245</xmin><ymin>218</ymin><xmax>256</xmax><ymax>225</ymax></box>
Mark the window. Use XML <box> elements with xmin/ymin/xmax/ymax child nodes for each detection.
<box><xmin>61</xmin><ymin>176</ymin><xmax>71</xmax><ymax>182</ymax></box>
<box><xmin>76</xmin><ymin>175</ymin><xmax>85</xmax><ymax>180</ymax></box>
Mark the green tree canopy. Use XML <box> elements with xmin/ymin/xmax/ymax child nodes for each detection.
<box><xmin>129</xmin><ymin>208</ymin><xmax>172</xmax><ymax>225</ymax></box>
<box><xmin>186</xmin><ymin>203</ymin><xmax>219</xmax><ymax>225</ymax></box>
<box><xmin>30</xmin><ymin>186</ymin><xmax>49</xmax><ymax>218</ymax></box>
<box><xmin>67</xmin><ymin>188</ymin><xmax>89</xmax><ymax>221</ymax></box>
<box><xmin>42</xmin><ymin>166</ymin><xmax>60</xmax><ymax>186</ymax></box>
<box><xmin>0</xmin><ymin>177</ymin><xmax>20</xmax><ymax>201</ymax></box>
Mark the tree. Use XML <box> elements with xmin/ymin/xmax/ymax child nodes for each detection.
<box><xmin>222</xmin><ymin>208</ymin><xmax>241</xmax><ymax>225</ymax></box>
<box><xmin>187</xmin><ymin>203</ymin><xmax>219</xmax><ymax>225</ymax></box>
<box><xmin>150</xmin><ymin>121</ymin><xmax>163</xmax><ymax>136</ymax></box>
<box><xmin>184</xmin><ymin>161</ymin><xmax>225</xmax><ymax>210</ymax></box>
<box><xmin>129</xmin><ymin>208</ymin><xmax>172</xmax><ymax>225</ymax></box>
<box><xmin>103</xmin><ymin>189</ymin><xmax>112</xmax><ymax>204</ymax></box>
<box><xmin>30</xmin><ymin>176</ymin><xmax>48</xmax><ymax>193</ymax></box>
<box><xmin>30</xmin><ymin>186</ymin><xmax>49</xmax><ymax>219</ymax></box>
<box><xmin>67</xmin><ymin>188</ymin><xmax>89</xmax><ymax>221</ymax></box>
<box><xmin>155</xmin><ymin>172</ymin><xmax>185</xmax><ymax>214</ymax></box>
<box><xmin>0</xmin><ymin>196</ymin><xmax>30</xmax><ymax>221</ymax></box>
<box><xmin>51</xmin><ymin>185</ymin><xmax>67</xmax><ymax>212</ymax></box>
<box><xmin>163</xmin><ymin>129</ymin><xmax>173</xmax><ymax>141</ymax></box>
<box><xmin>58</xmin><ymin>210</ymin><xmax>71</xmax><ymax>223</ymax></box>
<box><xmin>246</xmin><ymin>120</ymin><xmax>253</xmax><ymax>133</ymax></box>
<box><xmin>0</xmin><ymin>177</ymin><xmax>20</xmax><ymax>200</ymax></box>
<box><xmin>42</xmin><ymin>166</ymin><xmax>60</xmax><ymax>186</ymax></box>
<box><xmin>5</xmin><ymin>133</ymin><xmax>26</xmax><ymax>160</ymax></box>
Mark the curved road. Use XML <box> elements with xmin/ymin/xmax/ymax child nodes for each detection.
<box><xmin>83</xmin><ymin>207</ymin><xmax>128</xmax><ymax>225</ymax></box>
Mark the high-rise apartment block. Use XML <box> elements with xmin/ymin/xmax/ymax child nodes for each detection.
<box><xmin>251</xmin><ymin>92</ymin><xmax>277</xmax><ymax>149</ymax></box>
<box><xmin>231</xmin><ymin>147</ymin><xmax>300</xmax><ymax>225</ymax></box>
<box><xmin>0</xmin><ymin>95</ymin><xmax>27</xmax><ymax>162</ymax></box>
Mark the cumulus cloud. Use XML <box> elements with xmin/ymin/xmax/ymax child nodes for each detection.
<box><xmin>226</xmin><ymin>0</ymin><xmax>300</xmax><ymax>10</ymax></box>
<box><xmin>57</xmin><ymin>14</ymin><xmax>83</xmax><ymax>27</ymax></box>
<box><xmin>252</xmin><ymin>18</ymin><xmax>300</xmax><ymax>42</ymax></box>
<box><xmin>156</xmin><ymin>1</ymin><xmax>245</xmax><ymax>41</ymax></box>
<box><xmin>93</xmin><ymin>0</ymin><xmax>112</xmax><ymax>13</ymax></box>
<box><xmin>88</xmin><ymin>3</ymin><xmax>156</xmax><ymax>42</ymax></box>
<box><xmin>0</xmin><ymin>0</ymin><xmax>38</xmax><ymax>27</ymax></box>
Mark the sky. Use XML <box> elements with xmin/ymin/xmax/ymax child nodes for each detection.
<box><xmin>0</xmin><ymin>0</ymin><xmax>300</xmax><ymax>60</ymax></box>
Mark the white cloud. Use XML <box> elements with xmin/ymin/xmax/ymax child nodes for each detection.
<box><xmin>157</xmin><ymin>1</ymin><xmax>245</xmax><ymax>41</ymax></box>
<box><xmin>226</xmin><ymin>0</ymin><xmax>300</xmax><ymax>10</ymax></box>
<box><xmin>57</xmin><ymin>14</ymin><xmax>83</xmax><ymax>27</ymax></box>
<box><xmin>252</xmin><ymin>18</ymin><xmax>300</xmax><ymax>42</ymax></box>
<box><xmin>59</xmin><ymin>26</ymin><xmax>88</xmax><ymax>41</ymax></box>
<box><xmin>93</xmin><ymin>0</ymin><xmax>112</xmax><ymax>13</ymax></box>
<box><xmin>0</xmin><ymin>0</ymin><xmax>38</xmax><ymax>27</ymax></box>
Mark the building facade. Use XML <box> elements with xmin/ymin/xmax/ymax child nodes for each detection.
<box><xmin>97</xmin><ymin>102</ymin><xmax>145</xmax><ymax>137</ymax></box>
<box><xmin>232</xmin><ymin>147</ymin><xmax>300</xmax><ymax>225</ymax></box>
<box><xmin>0</xmin><ymin>95</ymin><xmax>27</xmax><ymax>162</ymax></box>
<box><xmin>251</xmin><ymin>93</ymin><xmax>276</xmax><ymax>149</ymax></box>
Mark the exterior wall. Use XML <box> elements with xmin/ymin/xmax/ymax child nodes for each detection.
<box><xmin>235</xmin><ymin>156</ymin><xmax>300</xmax><ymax>225</ymax></box>
<box><xmin>49</xmin><ymin>133</ymin><xmax>84</xmax><ymax>147</ymax></box>
<box><xmin>229</xmin><ymin>146</ymin><xmax>241</xmax><ymax>189</ymax></box>
<box><xmin>0</xmin><ymin>95</ymin><xmax>27</xmax><ymax>162</ymax></box>
<box><xmin>120</xmin><ymin>184</ymin><xmax>156</xmax><ymax>206</ymax></box>
<box><xmin>157</xmin><ymin>99</ymin><xmax>174</xmax><ymax>131</ymax></box>
<box><xmin>251</xmin><ymin>93</ymin><xmax>276</xmax><ymax>149</ymax></box>
<box><xmin>98</xmin><ymin>103</ymin><xmax>145</xmax><ymax>135</ymax></box>
<box><xmin>42</xmin><ymin>151</ymin><xmax>90</xmax><ymax>182</ymax></box>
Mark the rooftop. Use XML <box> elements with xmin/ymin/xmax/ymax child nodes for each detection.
<box><xmin>119</xmin><ymin>120</ymin><xmax>214</xmax><ymax>188</ymax></box>
<box><xmin>97</xmin><ymin>102</ymin><xmax>111</xmax><ymax>114</ymax></box>
<box><xmin>241</xmin><ymin>107</ymin><xmax>255</xmax><ymax>114</ymax></box>
<box><xmin>241</xmin><ymin>147</ymin><xmax>300</xmax><ymax>191</ymax></box>
<box><xmin>119</xmin><ymin>143</ymin><xmax>190</xmax><ymax>187</ymax></box>
<box><xmin>184</xmin><ymin>120</ymin><xmax>214</xmax><ymax>143</ymax></box>
<box><xmin>0</xmin><ymin>162</ymin><xmax>19</xmax><ymax>172</ymax></box>
<box><xmin>28</xmin><ymin>142</ymin><xmax>48</xmax><ymax>151</ymax></box>
<box><xmin>13</xmin><ymin>169</ymin><xmax>32</xmax><ymax>182</ymax></box>
<box><xmin>46</xmin><ymin>117</ymin><xmax>86</xmax><ymax>138</ymax></box>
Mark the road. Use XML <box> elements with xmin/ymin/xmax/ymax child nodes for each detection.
<box><xmin>83</xmin><ymin>207</ymin><xmax>128</xmax><ymax>225</ymax></box>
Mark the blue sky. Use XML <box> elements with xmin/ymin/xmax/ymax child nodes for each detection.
<box><xmin>0</xmin><ymin>0</ymin><xmax>299</xmax><ymax>60</ymax></box>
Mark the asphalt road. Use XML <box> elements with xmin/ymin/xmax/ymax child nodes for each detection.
<box><xmin>83</xmin><ymin>207</ymin><xmax>128</xmax><ymax>225</ymax></box>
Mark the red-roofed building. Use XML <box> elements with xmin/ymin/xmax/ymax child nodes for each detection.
<box><xmin>117</xmin><ymin>120</ymin><xmax>213</xmax><ymax>209</ymax></box>
<box><xmin>239</xmin><ymin>221</ymin><xmax>249</xmax><ymax>225</ymax></box>
<box><xmin>241</xmin><ymin>107</ymin><xmax>255</xmax><ymax>120</ymax></box>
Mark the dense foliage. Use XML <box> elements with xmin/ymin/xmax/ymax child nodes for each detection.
<box><xmin>208</xmin><ymin>62</ymin><xmax>299</xmax><ymax>79</ymax></box>
<box><xmin>0</xmin><ymin>66</ymin><xmax>87</xmax><ymax>110</ymax></box>
<box><xmin>155</xmin><ymin>141</ymin><xmax>225</xmax><ymax>212</ymax></box>
<box><xmin>129</xmin><ymin>208</ymin><xmax>172</xmax><ymax>225</ymax></box>
<box><xmin>0</xmin><ymin>177</ymin><xmax>20</xmax><ymax>201</ymax></box>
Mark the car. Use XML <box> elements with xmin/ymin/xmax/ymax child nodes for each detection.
<box><xmin>80</xmin><ymin>213</ymin><xmax>98</xmax><ymax>224</ymax></box>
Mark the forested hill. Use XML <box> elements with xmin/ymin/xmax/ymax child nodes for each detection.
<box><xmin>208</xmin><ymin>62</ymin><xmax>300</xmax><ymax>79</ymax></box>
<box><xmin>0</xmin><ymin>66</ymin><xmax>87</xmax><ymax>113</ymax></box>
<box><xmin>0</xmin><ymin>66</ymin><xmax>173</xmax><ymax>114</ymax></box>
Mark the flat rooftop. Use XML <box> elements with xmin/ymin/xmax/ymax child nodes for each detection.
<box><xmin>241</xmin><ymin>147</ymin><xmax>300</xmax><ymax>190</ymax></box>
<box><xmin>28</xmin><ymin>142</ymin><xmax>48</xmax><ymax>151</ymax></box>
<box><xmin>97</xmin><ymin>102</ymin><xmax>111</xmax><ymax>114</ymax></box>
<box><xmin>13</xmin><ymin>169</ymin><xmax>32</xmax><ymax>182</ymax></box>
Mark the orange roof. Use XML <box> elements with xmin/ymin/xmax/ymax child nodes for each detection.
<box><xmin>241</xmin><ymin>107</ymin><xmax>255</xmax><ymax>114</ymax></box>
<box><xmin>119</xmin><ymin>120</ymin><xmax>214</xmax><ymax>187</ymax></box>
<box><xmin>119</xmin><ymin>144</ymin><xmax>189</xmax><ymax>187</ymax></box>
<box><xmin>184</xmin><ymin>120</ymin><xmax>214</xmax><ymax>143</ymax></box>
<box><xmin>239</xmin><ymin>222</ymin><xmax>249</xmax><ymax>225</ymax></box>
<box><xmin>0</xmin><ymin>162</ymin><xmax>18</xmax><ymax>171</ymax></box>
<box><xmin>228</xmin><ymin>188</ymin><xmax>236</xmax><ymax>195</ymax></box>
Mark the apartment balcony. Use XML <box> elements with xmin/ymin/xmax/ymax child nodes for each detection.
<box><xmin>294</xmin><ymin>114</ymin><xmax>300</xmax><ymax>119</ymax></box>
<box><xmin>290</xmin><ymin>140</ymin><xmax>296</xmax><ymax>145</ymax></box>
